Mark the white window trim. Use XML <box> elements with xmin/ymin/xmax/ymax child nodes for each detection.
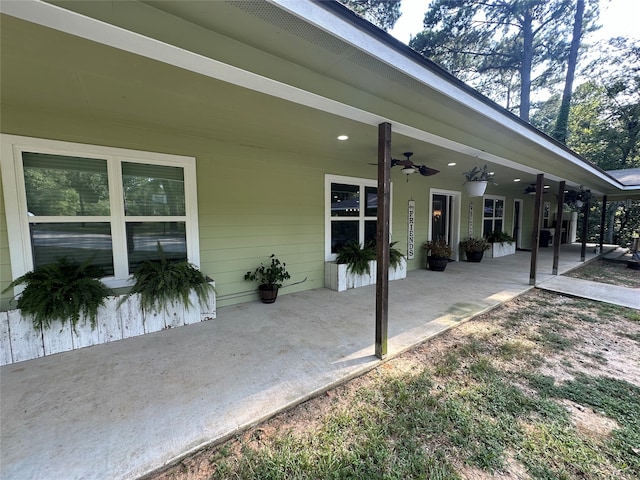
<box><xmin>324</xmin><ymin>174</ymin><xmax>392</xmax><ymax>262</ymax></box>
<box><xmin>482</xmin><ymin>194</ymin><xmax>506</xmax><ymax>236</ymax></box>
<box><xmin>1</xmin><ymin>134</ymin><xmax>200</xmax><ymax>289</ymax></box>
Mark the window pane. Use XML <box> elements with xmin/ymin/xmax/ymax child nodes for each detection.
<box><xmin>483</xmin><ymin>198</ymin><xmax>494</xmax><ymax>218</ymax></box>
<box><xmin>331</xmin><ymin>183</ymin><xmax>359</xmax><ymax>217</ymax></box>
<box><xmin>495</xmin><ymin>199</ymin><xmax>504</xmax><ymax>218</ymax></box>
<box><xmin>30</xmin><ymin>223</ymin><xmax>114</xmax><ymax>275</ymax></box>
<box><xmin>23</xmin><ymin>152</ymin><xmax>110</xmax><ymax>216</ymax></box>
<box><xmin>126</xmin><ymin>222</ymin><xmax>187</xmax><ymax>271</ymax></box>
<box><xmin>364</xmin><ymin>186</ymin><xmax>377</xmax><ymax>217</ymax></box>
<box><xmin>483</xmin><ymin>220</ymin><xmax>493</xmax><ymax>236</ymax></box>
<box><xmin>122</xmin><ymin>163</ymin><xmax>185</xmax><ymax>216</ymax></box>
<box><xmin>364</xmin><ymin>220</ymin><xmax>377</xmax><ymax>245</ymax></box>
<box><xmin>495</xmin><ymin>219</ymin><xmax>503</xmax><ymax>232</ymax></box>
<box><xmin>331</xmin><ymin>221</ymin><xmax>358</xmax><ymax>254</ymax></box>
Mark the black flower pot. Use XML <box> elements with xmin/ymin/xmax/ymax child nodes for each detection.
<box><xmin>427</xmin><ymin>256</ymin><xmax>449</xmax><ymax>272</ymax></box>
<box><xmin>258</xmin><ymin>284</ymin><xmax>279</xmax><ymax>303</ymax></box>
<box><xmin>465</xmin><ymin>250</ymin><xmax>484</xmax><ymax>262</ymax></box>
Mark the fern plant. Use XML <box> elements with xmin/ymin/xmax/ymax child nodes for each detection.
<box><xmin>389</xmin><ymin>241</ymin><xmax>406</xmax><ymax>269</ymax></box>
<box><xmin>2</xmin><ymin>257</ymin><xmax>112</xmax><ymax>331</ymax></box>
<box><xmin>336</xmin><ymin>240</ymin><xmax>376</xmax><ymax>275</ymax></box>
<box><xmin>125</xmin><ymin>245</ymin><xmax>214</xmax><ymax>314</ymax></box>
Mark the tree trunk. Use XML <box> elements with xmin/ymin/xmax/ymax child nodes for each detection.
<box><xmin>552</xmin><ymin>0</ymin><xmax>585</xmax><ymax>143</ymax></box>
<box><xmin>519</xmin><ymin>9</ymin><xmax>534</xmax><ymax>122</ymax></box>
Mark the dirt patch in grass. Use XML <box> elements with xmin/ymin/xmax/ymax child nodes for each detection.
<box><xmin>150</xmin><ymin>266</ymin><xmax>640</xmax><ymax>480</ymax></box>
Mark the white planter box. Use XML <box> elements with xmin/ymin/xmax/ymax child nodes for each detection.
<box><xmin>325</xmin><ymin>258</ymin><xmax>407</xmax><ymax>292</ymax></box>
<box><xmin>0</xmin><ymin>284</ymin><xmax>215</xmax><ymax>366</ymax></box>
<box><xmin>490</xmin><ymin>242</ymin><xmax>516</xmax><ymax>258</ymax></box>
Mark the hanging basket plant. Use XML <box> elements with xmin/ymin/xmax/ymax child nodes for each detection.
<box><xmin>465</xmin><ymin>181</ymin><xmax>488</xmax><ymax>197</ymax></box>
<box><xmin>463</xmin><ymin>164</ymin><xmax>495</xmax><ymax>197</ymax></box>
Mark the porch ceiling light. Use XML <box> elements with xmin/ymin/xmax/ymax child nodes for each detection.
<box><xmin>402</xmin><ymin>166</ymin><xmax>416</xmax><ymax>175</ymax></box>
<box><xmin>447</xmin><ymin>162</ymin><xmax>456</xmax><ymax>166</ymax></box>
<box><xmin>337</xmin><ymin>135</ymin><xmax>349</xmax><ymax>141</ymax></box>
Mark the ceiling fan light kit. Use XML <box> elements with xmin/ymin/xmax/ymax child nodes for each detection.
<box><xmin>369</xmin><ymin>152</ymin><xmax>439</xmax><ymax>181</ymax></box>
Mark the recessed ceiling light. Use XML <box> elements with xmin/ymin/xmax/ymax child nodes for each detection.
<box><xmin>513</xmin><ymin>178</ymin><xmax>521</xmax><ymax>182</ymax></box>
<box><xmin>337</xmin><ymin>135</ymin><xmax>349</xmax><ymax>141</ymax></box>
<box><xmin>544</xmin><ymin>185</ymin><xmax>550</xmax><ymax>189</ymax></box>
<box><xmin>447</xmin><ymin>162</ymin><xmax>456</xmax><ymax>166</ymax></box>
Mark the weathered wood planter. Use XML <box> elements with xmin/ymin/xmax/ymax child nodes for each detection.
<box><xmin>0</xmin><ymin>286</ymin><xmax>216</xmax><ymax>366</ymax></box>
<box><xmin>325</xmin><ymin>258</ymin><xmax>407</xmax><ymax>292</ymax></box>
<box><xmin>489</xmin><ymin>242</ymin><xmax>516</xmax><ymax>258</ymax></box>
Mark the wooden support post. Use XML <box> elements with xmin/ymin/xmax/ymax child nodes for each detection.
<box><xmin>529</xmin><ymin>173</ymin><xmax>544</xmax><ymax>285</ymax></box>
<box><xmin>580</xmin><ymin>198</ymin><xmax>589</xmax><ymax>261</ymax></box>
<box><xmin>375</xmin><ymin>122</ymin><xmax>391</xmax><ymax>360</ymax></box>
<box><xmin>599</xmin><ymin>195</ymin><xmax>607</xmax><ymax>253</ymax></box>
<box><xmin>552</xmin><ymin>181</ymin><xmax>565</xmax><ymax>275</ymax></box>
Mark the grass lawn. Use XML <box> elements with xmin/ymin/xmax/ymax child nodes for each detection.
<box><xmin>153</xmin><ymin>266</ymin><xmax>640</xmax><ymax>480</ymax></box>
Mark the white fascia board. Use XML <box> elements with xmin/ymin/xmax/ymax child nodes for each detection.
<box><xmin>271</xmin><ymin>0</ymin><xmax>623</xmax><ymax>189</ymax></box>
<box><xmin>1</xmin><ymin>0</ymin><xmax>621</xmax><ymax>190</ymax></box>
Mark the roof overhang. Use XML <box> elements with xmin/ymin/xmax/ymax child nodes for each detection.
<box><xmin>0</xmin><ymin>0</ymin><xmax>637</xmax><ymax>199</ymax></box>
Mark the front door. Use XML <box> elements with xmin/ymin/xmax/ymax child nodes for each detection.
<box><xmin>432</xmin><ymin>194</ymin><xmax>450</xmax><ymax>243</ymax></box>
<box><xmin>430</xmin><ymin>190</ymin><xmax>460</xmax><ymax>260</ymax></box>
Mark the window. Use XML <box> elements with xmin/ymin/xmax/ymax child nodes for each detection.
<box><xmin>1</xmin><ymin>135</ymin><xmax>199</xmax><ymax>288</ymax></box>
<box><xmin>483</xmin><ymin>195</ymin><xmax>505</xmax><ymax>236</ymax></box>
<box><xmin>325</xmin><ymin>175</ymin><xmax>389</xmax><ymax>261</ymax></box>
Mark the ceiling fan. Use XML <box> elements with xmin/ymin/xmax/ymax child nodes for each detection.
<box><xmin>524</xmin><ymin>183</ymin><xmax>549</xmax><ymax>195</ymax></box>
<box><xmin>370</xmin><ymin>152</ymin><xmax>440</xmax><ymax>177</ymax></box>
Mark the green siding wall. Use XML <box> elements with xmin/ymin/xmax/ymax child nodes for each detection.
<box><xmin>0</xmin><ymin>105</ymin><xmax>529</xmax><ymax>309</ymax></box>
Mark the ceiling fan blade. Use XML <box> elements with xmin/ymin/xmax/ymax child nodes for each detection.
<box><xmin>391</xmin><ymin>158</ymin><xmax>414</xmax><ymax>168</ymax></box>
<box><xmin>417</xmin><ymin>165</ymin><xmax>440</xmax><ymax>176</ymax></box>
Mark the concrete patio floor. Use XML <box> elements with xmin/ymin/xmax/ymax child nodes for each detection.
<box><xmin>1</xmin><ymin>243</ymin><xmax>635</xmax><ymax>480</ymax></box>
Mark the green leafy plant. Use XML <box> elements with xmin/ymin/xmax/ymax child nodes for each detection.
<box><xmin>2</xmin><ymin>257</ymin><xmax>112</xmax><ymax>330</ymax></box>
<box><xmin>244</xmin><ymin>254</ymin><xmax>291</xmax><ymax>288</ymax></box>
<box><xmin>389</xmin><ymin>241</ymin><xmax>406</xmax><ymax>269</ymax></box>
<box><xmin>335</xmin><ymin>241</ymin><xmax>376</xmax><ymax>275</ymax></box>
<box><xmin>462</xmin><ymin>164</ymin><xmax>495</xmax><ymax>183</ymax></box>
<box><xmin>460</xmin><ymin>237</ymin><xmax>490</xmax><ymax>252</ymax></box>
<box><xmin>486</xmin><ymin>231</ymin><xmax>515</xmax><ymax>245</ymax></box>
<box><xmin>424</xmin><ymin>238</ymin><xmax>453</xmax><ymax>258</ymax></box>
<box><xmin>125</xmin><ymin>244</ymin><xmax>214</xmax><ymax>314</ymax></box>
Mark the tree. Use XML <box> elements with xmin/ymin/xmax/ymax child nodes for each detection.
<box><xmin>552</xmin><ymin>0</ymin><xmax>586</xmax><ymax>143</ymax></box>
<box><xmin>409</xmin><ymin>0</ymin><xmax>594</xmax><ymax>121</ymax></box>
<box><xmin>338</xmin><ymin>0</ymin><xmax>401</xmax><ymax>31</ymax></box>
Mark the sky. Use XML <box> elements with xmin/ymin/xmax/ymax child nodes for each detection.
<box><xmin>389</xmin><ymin>0</ymin><xmax>640</xmax><ymax>45</ymax></box>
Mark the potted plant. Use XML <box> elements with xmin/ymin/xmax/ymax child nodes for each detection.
<box><xmin>245</xmin><ymin>254</ymin><xmax>291</xmax><ymax>303</ymax></box>
<box><xmin>424</xmin><ymin>238</ymin><xmax>453</xmax><ymax>271</ymax></box>
<box><xmin>1</xmin><ymin>257</ymin><xmax>112</xmax><ymax>331</ymax></box>
<box><xmin>460</xmin><ymin>237</ymin><xmax>490</xmax><ymax>262</ymax></box>
<box><xmin>389</xmin><ymin>241</ymin><xmax>406</xmax><ymax>270</ymax></box>
<box><xmin>462</xmin><ymin>164</ymin><xmax>495</xmax><ymax>197</ymax></box>
<box><xmin>336</xmin><ymin>240</ymin><xmax>376</xmax><ymax>275</ymax></box>
<box><xmin>326</xmin><ymin>240</ymin><xmax>407</xmax><ymax>292</ymax></box>
<box><xmin>124</xmin><ymin>245</ymin><xmax>215</xmax><ymax>316</ymax></box>
<box><xmin>486</xmin><ymin>231</ymin><xmax>516</xmax><ymax>258</ymax></box>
